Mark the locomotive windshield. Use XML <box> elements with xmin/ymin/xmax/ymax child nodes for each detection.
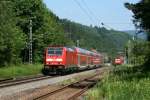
<box><xmin>48</xmin><ymin>48</ymin><xmax>63</xmax><ymax>56</ymax></box>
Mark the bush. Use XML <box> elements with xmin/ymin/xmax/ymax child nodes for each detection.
<box><xmin>85</xmin><ymin>66</ymin><xmax>150</xmax><ymax>100</ymax></box>
<box><xmin>0</xmin><ymin>64</ymin><xmax>43</xmax><ymax>79</ymax></box>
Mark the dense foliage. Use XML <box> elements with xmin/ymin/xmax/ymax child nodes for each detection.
<box><xmin>125</xmin><ymin>39</ymin><xmax>150</xmax><ymax>71</ymax></box>
<box><xmin>60</xmin><ymin>19</ymin><xmax>131</xmax><ymax>56</ymax></box>
<box><xmin>12</xmin><ymin>0</ymin><xmax>71</xmax><ymax>63</ymax></box>
<box><xmin>0</xmin><ymin>0</ymin><xmax>131</xmax><ymax>66</ymax></box>
<box><xmin>0</xmin><ymin>1</ymin><xmax>25</xmax><ymax>66</ymax></box>
<box><xmin>86</xmin><ymin>65</ymin><xmax>150</xmax><ymax>100</ymax></box>
<box><xmin>125</xmin><ymin>0</ymin><xmax>150</xmax><ymax>69</ymax></box>
<box><xmin>125</xmin><ymin>0</ymin><xmax>150</xmax><ymax>40</ymax></box>
<box><xmin>0</xmin><ymin>0</ymin><xmax>70</xmax><ymax>65</ymax></box>
<box><xmin>0</xmin><ymin>64</ymin><xmax>42</xmax><ymax>79</ymax></box>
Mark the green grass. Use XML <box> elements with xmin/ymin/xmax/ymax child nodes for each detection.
<box><xmin>85</xmin><ymin>65</ymin><xmax>150</xmax><ymax>100</ymax></box>
<box><xmin>0</xmin><ymin>64</ymin><xmax>43</xmax><ymax>79</ymax></box>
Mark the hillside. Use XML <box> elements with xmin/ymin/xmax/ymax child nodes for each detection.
<box><xmin>60</xmin><ymin>19</ymin><xmax>131</xmax><ymax>56</ymax></box>
<box><xmin>124</xmin><ymin>30</ymin><xmax>147</xmax><ymax>40</ymax></box>
<box><xmin>0</xmin><ymin>0</ymin><xmax>132</xmax><ymax>65</ymax></box>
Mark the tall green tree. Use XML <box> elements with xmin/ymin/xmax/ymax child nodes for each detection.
<box><xmin>125</xmin><ymin>0</ymin><xmax>150</xmax><ymax>70</ymax></box>
<box><xmin>0</xmin><ymin>0</ymin><xmax>132</xmax><ymax>66</ymax></box>
<box><xmin>0</xmin><ymin>1</ymin><xmax>25</xmax><ymax>66</ymax></box>
<box><xmin>125</xmin><ymin>0</ymin><xmax>150</xmax><ymax>41</ymax></box>
<box><xmin>60</xmin><ymin>19</ymin><xmax>130</xmax><ymax>57</ymax></box>
<box><xmin>13</xmin><ymin>0</ymin><xmax>71</xmax><ymax>62</ymax></box>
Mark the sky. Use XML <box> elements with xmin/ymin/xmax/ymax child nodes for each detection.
<box><xmin>43</xmin><ymin>0</ymin><xmax>140</xmax><ymax>31</ymax></box>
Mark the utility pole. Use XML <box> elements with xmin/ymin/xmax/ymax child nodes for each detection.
<box><xmin>127</xmin><ymin>40</ymin><xmax>131</xmax><ymax>64</ymax></box>
<box><xmin>29</xmin><ymin>19</ymin><xmax>32</xmax><ymax>64</ymax></box>
<box><xmin>69</xmin><ymin>23</ymin><xmax>71</xmax><ymax>40</ymax></box>
<box><xmin>77</xmin><ymin>40</ymin><xmax>79</xmax><ymax>47</ymax></box>
<box><xmin>134</xmin><ymin>28</ymin><xmax>140</xmax><ymax>65</ymax></box>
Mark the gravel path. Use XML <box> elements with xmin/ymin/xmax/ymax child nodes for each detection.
<box><xmin>0</xmin><ymin>67</ymin><xmax>109</xmax><ymax>100</ymax></box>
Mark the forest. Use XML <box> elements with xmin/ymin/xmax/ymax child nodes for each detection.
<box><xmin>0</xmin><ymin>0</ymin><xmax>150</xmax><ymax>99</ymax></box>
<box><xmin>0</xmin><ymin>0</ymin><xmax>131</xmax><ymax>66</ymax></box>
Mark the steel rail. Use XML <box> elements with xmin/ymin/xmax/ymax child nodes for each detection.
<box><xmin>0</xmin><ymin>75</ymin><xmax>55</xmax><ymax>88</ymax></box>
<box><xmin>34</xmin><ymin>74</ymin><xmax>99</xmax><ymax>100</ymax></box>
<box><xmin>0</xmin><ymin>74</ymin><xmax>44</xmax><ymax>84</ymax></box>
<box><xmin>68</xmin><ymin>79</ymin><xmax>100</xmax><ymax>100</ymax></box>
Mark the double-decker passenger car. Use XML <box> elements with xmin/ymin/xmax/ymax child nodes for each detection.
<box><xmin>43</xmin><ymin>46</ymin><xmax>103</xmax><ymax>74</ymax></box>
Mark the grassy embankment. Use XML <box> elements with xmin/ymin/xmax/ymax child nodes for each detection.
<box><xmin>85</xmin><ymin>65</ymin><xmax>150</xmax><ymax>100</ymax></box>
<box><xmin>0</xmin><ymin>64</ymin><xmax>43</xmax><ymax>79</ymax></box>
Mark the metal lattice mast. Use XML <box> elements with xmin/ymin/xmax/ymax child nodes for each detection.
<box><xmin>29</xmin><ymin>20</ymin><xmax>32</xmax><ymax>64</ymax></box>
<box><xmin>77</xmin><ymin>40</ymin><xmax>79</xmax><ymax>47</ymax></box>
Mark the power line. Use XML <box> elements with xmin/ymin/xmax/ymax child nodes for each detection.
<box><xmin>80</xmin><ymin>0</ymin><xmax>114</xmax><ymax>29</ymax></box>
<box><xmin>81</xmin><ymin>0</ymin><xmax>105</xmax><ymax>27</ymax></box>
<box><xmin>74</xmin><ymin>0</ymin><xmax>133</xmax><ymax>30</ymax></box>
<box><xmin>81</xmin><ymin>0</ymin><xmax>100</xmax><ymax>25</ymax></box>
<box><xmin>104</xmin><ymin>22</ymin><xmax>134</xmax><ymax>25</ymax></box>
<box><xmin>81</xmin><ymin>0</ymin><xmax>133</xmax><ymax>30</ymax></box>
<box><xmin>73</xmin><ymin>0</ymin><xmax>96</xmax><ymax>24</ymax></box>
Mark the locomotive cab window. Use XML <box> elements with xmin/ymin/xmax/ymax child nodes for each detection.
<box><xmin>48</xmin><ymin>48</ymin><xmax>63</xmax><ymax>55</ymax></box>
<box><xmin>55</xmin><ymin>48</ymin><xmax>63</xmax><ymax>55</ymax></box>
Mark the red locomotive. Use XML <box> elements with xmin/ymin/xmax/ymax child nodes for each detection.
<box><xmin>113</xmin><ymin>56</ymin><xmax>124</xmax><ymax>65</ymax></box>
<box><xmin>43</xmin><ymin>46</ymin><xmax>103</xmax><ymax>74</ymax></box>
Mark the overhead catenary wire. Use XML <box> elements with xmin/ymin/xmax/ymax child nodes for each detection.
<box><xmin>81</xmin><ymin>0</ymin><xmax>100</xmax><ymax>25</ymax></box>
<box><xmin>79</xmin><ymin>0</ymin><xmax>114</xmax><ymax>29</ymax></box>
<box><xmin>73</xmin><ymin>0</ymin><xmax>134</xmax><ymax>30</ymax></box>
<box><xmin>73</xmin><ymin>0</ymin><xmax>97</xmax><ymax>25</ymax></box>
<box><xmin>79</xmin><ymin>0</ymin><xmax>133</xmax><ymax>29</ymax></box>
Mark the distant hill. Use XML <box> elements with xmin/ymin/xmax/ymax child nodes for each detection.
<box><xmin>123</xmin><ymin>30</ymin><xmax>147</xmax><ymax>40</ymax></box>
<box><xmin>60</xmin><ymin>19</ymin><xmax>132</xmax><ymax>56</ymax></box>
<box><xmin>0</xmin><ymin>0</ymin><xmax>133</xmax><ymax>65</ymax></box>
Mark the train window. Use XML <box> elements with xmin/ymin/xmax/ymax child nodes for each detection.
<box><xmin>55</xmin><ymin>50</ymin><xmax>62</xmax><ymax>55</ymax></box>
<box><xmin>48</xmin><ymin>48</ymin><xmax>63</xmax><ymax>55</ymax></box>
<box><xmin>48</xmin><ymin>50</ymin><xmax>54</xmax><ymax>55</ymax></box>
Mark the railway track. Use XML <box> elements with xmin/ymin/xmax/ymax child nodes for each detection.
<box><xmin>0</xmin><ymin>67</ymin><xmax>109</xmax><ymax>100</ymax></box>
<box><xmin>0</xmin><ymin>75</ymin><xmax>55</xmax><ymax>88</ymax></box>
<box><xmin>0</xmin><ymin>78</ymin><xmax>13</xmax><ymax>83</ymax></box>
<box><xmin>0</xmin><ymin>74</ymin><xmax>44</xmax><ymax>84</ymax></box>
<box><xmin>34</xmin><ymin>74</ymin><xmax>102</xmax><ymax>100</ymax></box>
<box><xmin>0</xmin><ymin>65</ymin><xmax>102</xmax><ymax>89</ymax></box>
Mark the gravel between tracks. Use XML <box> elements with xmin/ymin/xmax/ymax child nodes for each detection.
<box><xmin>0</xmin><ymin>67</ymin><xmax>110</xmax><ymax>100</ymax></box>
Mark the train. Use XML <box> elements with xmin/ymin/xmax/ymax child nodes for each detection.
<box><xmin>113</xmin><ymin>56</ymin><xmax>124</xmax><ymax>65</ymax></box>
<box><xmin>43</xmin><ymin>46</ymin><xmax>103</xmax><ymax>74</ymax></box>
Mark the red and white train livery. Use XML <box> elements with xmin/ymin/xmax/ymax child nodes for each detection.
<box><xmin>43</xmin><ymin>46</ymin><xmax>103</xmax><ymax>74</ymax></box>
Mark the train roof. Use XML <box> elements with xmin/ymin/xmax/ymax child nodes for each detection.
<box><xmin>73</xmin><ymin>47</ymin><xmax>100</xmax><ymax>56</ymax></box>
<box><xmin>46</xmin><ymin>46</ymin><xmax>101</xmax><ymax>56</ymax></box>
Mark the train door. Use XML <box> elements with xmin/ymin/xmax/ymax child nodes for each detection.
<box><xmin>66</xmin><ymin>50</ymin><xmax>70</xmax><ymax>67</ymax></box>
<box><xmin>78</xmin><ymin>54</ymin><xmax>80</xmax><ymax>67</ymax></box>
<box><xmin>86</xmin><ymin>55</ymin><xmax>89</xmax><ymax>66</ymax></box>
<box><xmin>88</xmin><ymin>56</ymin><xmax>91</xmax><ymax>66</ymax></box>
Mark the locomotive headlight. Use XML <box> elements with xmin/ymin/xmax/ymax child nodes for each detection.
<box><xmin>46</xmin><ymin>59</ymin><xmax>53</xmax><ymax>61</ymax></box>
<box><xmin>56</xmin><ymin>58</ymin><xmax>63</xmax><ymax>61</ymax></box>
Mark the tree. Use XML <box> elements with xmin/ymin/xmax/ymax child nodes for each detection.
<box><xmin>0</xmin><ymin>1</ymin><xmax>25</xmax><ymax>66</ymax></box>
<box><xmin>125</xmin><ymin>0</ymin><xmax>150</xmax><ymax>41</ymax></box>
<box><xmin>125</xmin><ymin>0</ymin><xmax>150</xmax><ymax>70</ymax></box>
<box><xmin>0</xmin><ymin>0</ymin><xmax>132</xmax><ymax>65</ymax></box>
<box><xmin>13</xmin><ymin>0</ymin><xmax>71</xmax><ymax>62</ymax></box>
